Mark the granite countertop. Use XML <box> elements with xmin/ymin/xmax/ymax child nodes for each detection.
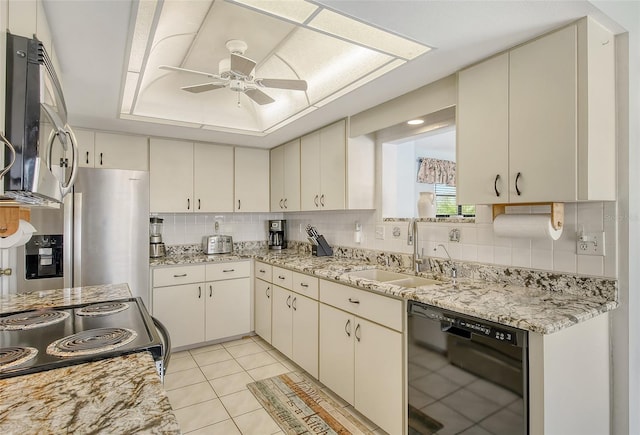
<box><xmin>153</xmin><ymin>248</ymin><xmax>617</xmax><ymax>335</ymax></box>
<box><xmin>0</xmin><ymin>352</ymin><xmax>180</xmax><ymax>434</ymax></box>
<box><xmin>0</xmin><ymin>283</ymin><xmax>180</xmax><ymax>434</ymax></box>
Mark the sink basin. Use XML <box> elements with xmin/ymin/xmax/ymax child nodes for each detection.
<box><xmin>346</xmin><ymin>269</ymin><xmax>408</xmax><ymax>282</ymax></box>
<box><xmin>386</xmin><ymin>277</ymin><xmax>440</xmax><ymax>288</ymax></box>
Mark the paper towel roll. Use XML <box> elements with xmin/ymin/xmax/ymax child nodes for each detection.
<box><xmin>0</xmin><ymin>220</ymin><xmax>36</xmax><ymax>249</ymax></box>
<box><xmin>493</xmin><ymin>214</ymin><xmax>563</xmax><ymax>240</ymax></box>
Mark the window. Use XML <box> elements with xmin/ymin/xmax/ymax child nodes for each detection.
<box><xmin>435</xmin><ymin>185</ymin><xmax>476</xmax><ymax>217</ymax></box>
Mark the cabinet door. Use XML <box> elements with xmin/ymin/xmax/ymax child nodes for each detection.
<box><xmin>235</xmin><ymin>147</ymin><xmax>270</xmax><ymax>212</ymax></box>
<box><xmin>153</xmin><ymin>283</ymin><xmax>205</xmax><ymax>348</ymax></box>
<box><xmin>94</xmin><ymin>132</ymin><xmax>149</xmax><ymax>170</ymax></box>
<box><xmin>194</xmin><ymin>143</ymin><xmax>233</xmax><ymax>212</ymax></box>
<box><xmin>292</xmin><ymin>294</ymin><xmax>318</xmax><ymax>378</ymax></box>
<box><xmin>8</xmin><ymin>0</ymin><xmax>36</xmax><ymax>38</ymax></box>
<box><xmin>74</xmin><ymin>129</ymin><xmax>95</xmax><ymax>168</ymax></box>
<box><xmin>300</xmin><ymin>131</ymin><xmax>321</xmax><ymax>211</ymax></box>
<box><xmin>271</xmin><ymin>286</ymin><xmax>293</xmax><ymax>358</ymax></box>
<box><xmin>319</xmin><ymin>303</ymin><xmax>354</xmax><ymax>404</ymax></box>
<box><xmin>254</xmin><ymin>278</ymin><xmax>272</xmax><ymax>343</ymax></box>
<box><xmin>205</xmin><ymin>278</ymin><xmax>251</xmax><ymax>341</ymax></box>
<box><xmin>457</xmin><ymin>53</ymin><xmax>510</xmax><ymax>204</ymax></box>
<box><xmin>319</xmin><ymin>120</ymin><xmax>346</xmax><ymax>210</ymax></box>
<box><xmin>354</xmin><ymin>317</ymin><xmax>403</xmax><ymax>435</ymax></box>
<box><xmin>270</xmin><ymin>145</ymin><xmax>284</xmax><ymax>211</ymax></box>
<box><xmin>283</xmin><ymin>139</ymin><xmax>301</xmax><ymax>211</ymax></box>
<box><xmin>150</xmin><ymin>139</ymin><xmax>193</xmax><ymax>212</ymax></box>
<box><xmin>509</xmin><ymin>25</ymin><xmax>577</xmax><ymax>202</ymax></box>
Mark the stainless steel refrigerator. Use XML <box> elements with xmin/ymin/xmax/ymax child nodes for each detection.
<box><xmin>16</xmin><ymin>168</ymin><xmax>150</xmax><ymax>307</ymax></box>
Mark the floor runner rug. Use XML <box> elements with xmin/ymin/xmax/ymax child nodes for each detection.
<box><xmin>247</xmin><ymin>372</ymin><xmax>375</xmax><ymax>435</ymax></box>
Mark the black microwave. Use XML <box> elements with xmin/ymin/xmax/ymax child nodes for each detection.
<box><xmin>4</xmin><ymin>33</ymin><xmax>78</xmax><ymax>205</ymax></box>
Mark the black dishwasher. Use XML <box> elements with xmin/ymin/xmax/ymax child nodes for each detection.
<box><xmin>408</xmin><ymin>301</ymin><xmax>528</xmax><ymax>435</ymax></box>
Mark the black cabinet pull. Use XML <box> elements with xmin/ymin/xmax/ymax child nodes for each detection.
<box><xmin>198</xmin><ymin>286</ymin><xmax>202</xmax><ymax>298</ymax></box>
<box><xmin>85</xmin><ymin>151</ymin><xmax>89</xmax><ymax>164</ymax></box>
<box><xmin>515</xmin><ymin>172</ymin><xmax>522</xmax><ymax>196</ymax></box>
<box><xmin>100</xmin><ymin>152</ymin><xmax>103</xmax><ymax>166</ymax></box>
<box><xmin>292</xmin><ymin>297</ymin><xmax>297</xmax><ymax>311</ymax></box>
<box><xmin>279</xmin><ymin>199</ymin><xmax>284</xmax><ymax>209</ymax></box>
<box><xmin>198</xmin><ymin>199</ymin><xmax>201</xmax><ymax>210</ymax></box>
<box><xmin>300</xmin><ymin>283</ymin><xmax>309</xmax><ymax>288</ymax></box>
<box><xmin>345</xmin><ymin>319</ymin><xmax>351</xmax><ymax>337</ymax></box>
<box><xmin>187</xmin><ymin>198</ymin><xmax>190</xmax><ymax>210</ymax></box>
<box><xmin>173</xmin><ymin>273</ymin><xmax>187</xmax><ymax>278</ymax></box>
<box><xmin>286</xmin><ymin>295</ymin><xmax>292</xmax><ymax>308</ymax></box>
<box><xmin>209</xmin><ymin>285</ymin><xmax>213</xmax><ymax>297</ymax></box>
<box><xmin>314</xmin><ymin>195</ymin><xmax>319</xmax><ymax>207</ymax></box>
<box><xmin>320</xmin><ymin>194</ymin><xmax>325</xmax><ymax>207</ymax></box>
<box><xmin>348</xmin><ymin>298</ymin><xmax>360</xmax><ymax>304</ymax></box>
<box><xmin>284</xmin><ymin>198</ymin><xmax>287</xmax><ymax>209</ymax></box>
<box><xmin>223</xmin><ymin>269</ymin><xmax>235</xmax><ymax>273</ymax></box>
<box><xmin>238</xmin><ymin>199</ymin><xmax>241</xmax><ymax>210</ymax></box>
<box><xmin>494</xmin><ymin>174</ymin><xmax>501</xmax><ymax>197</ymax></box>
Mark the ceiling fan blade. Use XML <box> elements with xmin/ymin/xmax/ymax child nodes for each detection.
<box><xmin>159</xmin><ymin>65</ymin><xmax>221</xmax><ymax>79</ymax></box>
<box><xmin>256</xmin><ymin>78</ymin><xmax>308</xmax><ymax>91</ymax></box>
<box><xmin>244</xmin><ymin>88</ymin><xmax>275</xmax><ymax>105</ymax></box>
<box><xmin>230</xmin><ymin>53</ymin><xmax>256</xmax><ymax>77</ymax></box>
<box><xmin>181</xmin><ymin>83</ymin><xmax>226</xmax><ymax>93</ymax></box>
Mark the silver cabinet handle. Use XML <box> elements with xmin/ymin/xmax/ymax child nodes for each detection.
<box><xmin>300</xmin><ymin>283</ymin><xmax>309</xmax><ymax>288</ymax></box>
<box><xmin>320</xmin><ymin>194</ymin><xmax>325</xmax><ymax>207</ymax></box>
<box><xmin>286</xmin><ymin>295</ymin><xmax>292</xmax><ymax>308</ymax></box>
<box><xmin>348</xmin><ymin>298</ymin><xmax>360</xmax><ymax>304</ymax></box>
<box><xmin>345</xmin><ymin>319</ymin><xmax>351</xmax><ymax>337</ymax></box>
<box><xmin>209</xmin><ymin>285</ymin><xmax>212</xmax><ymax>297</ymax></box>
<box><xmin>223</xmin><ymin>269</ymin><xmax>235</xmax><ymax>273</ymax></box>
<box><xmin>314</xmin><ymin>195</ymin><xmax>319</xmax><ymax>207</ymax></box>
<box><xmin>266</xmin><ymin>286</ymin><xmax>270</xmax><ymax>298</ymax></box>
<box><xmin>355</xmin><ymin>323</ymin><xmax>361</xmax><ymax>342</ymax></box>
<box><xmin>292</xmin><ymin>297</ymin><xmax>297</xmax><ymax>311</ymax></box>
<box><xmin>494</xmin><ymin>174</ymin><xmax>501</xmax><ymax>197</ymax></box>
<box><xmin>515</xmin><ymin>172</ymin><xmax>522</xmax><ymax>196</ymax></box>
<box><xmin>198</xmin><ymin>286</ymin><xmax>202</xmax><ymax>298</ymax></box>
<box><xmin>173</xmin><ymin>273</ymin><xmax>187</xmax><ymax>277</ymax></box>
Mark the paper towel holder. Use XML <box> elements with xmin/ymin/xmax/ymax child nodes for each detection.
<box><xmin>0</xmin><ymin>207</ymin><xmax>31</xmax><ymax>236</ymax></box>
<box><xmin>492</xmin><ymin>202</ymin><xmax>564</xmax><ymax>231</ymax></box>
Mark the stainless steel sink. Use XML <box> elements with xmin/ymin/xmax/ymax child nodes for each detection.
<box><xmin>346</xmin><ymin>269</ymin><xmax>441</xmax><ymax>288</ymax></box>
<box><xmin>386</xmin><ymin>276</ymin><xmax>440</xmax><ymax>288</ymax></box>
<box><xmin>346</xmin><ymin>269</ymin><xmax>408</xmax><ymax>282</ymax></box>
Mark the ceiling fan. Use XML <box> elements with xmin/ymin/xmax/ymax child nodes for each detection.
<box><xmin>159</xmin><ymin>40</ymin><xmax>308</xmax><ymax>105</ymax></box>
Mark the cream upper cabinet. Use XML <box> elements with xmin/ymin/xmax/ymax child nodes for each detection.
<box><xmin>94</xmin><ymin>132</ymin><xmax>148</xmax><ymax>170</ymax></box>
<box><xmin>457</xmin><ymin>17</ymin><xmax>615</xmax><ymax>204</ymax></box>
<box><xmin>74</xmin><ymin>129</ymin><xmax>96</xmax><ymax>168</ymax></box>
<box><xmin>8</xmin><ymin>0</ymin><xmax>36</xmax><ymax>38</ymax></box>
<box><xmin>300</xmin><ymin>130</ymin><xmax>322</xmax><ymax>210</ymax></box>
<box><xmin>195</xmin><ymin>143</ymin><xmax>233</xmax><ymax>212</ymax></box>
<box><xmin>270</xmin><ymin>139</ymin><xmax>300</xmax><ymax>212</ymax></box>
<box><xmin>234</xmin><ymin>147</ymin><xmax>270</xmax><ymax>212</ymax></box>
<box><xmin>150</xmin><ymin>138</ymin><xmax>194</xmax><ymax>212</ymax></box>
<box><xmin>318</xmin><ymin>120</ymin><xmax>347</xmax><ymax>210</ymax></box>
<box><xmin>150</xmin><ymin>139</ymin><xmax>234</xmax><ymax>213</ymax></box>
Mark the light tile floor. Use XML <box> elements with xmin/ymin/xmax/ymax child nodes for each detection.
<box><xmin>164</xmin><ymin>335</ymin><xmax>386</xmax><ymax>434</ymax></box>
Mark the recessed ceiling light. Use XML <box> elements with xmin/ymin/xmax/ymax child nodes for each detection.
<box><xmin>407</xmin><ymin>119</ymin><xmax>424</xmax><ymax>125</ymax></box>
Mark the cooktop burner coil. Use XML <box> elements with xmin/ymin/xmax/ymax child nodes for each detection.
<box><xmin>76</xmin><ymin>301</ymin><xmax>130</xmax><ymax>317</ymax></box>
<box><xmin>0</xmin><ymin>310</ymin><xmax>70</xmax><ymax>331</ymax></box>
<box><xmin>46</xmin><ymin>328</ymin><xmax>138</xmax><ymax>357</ymax></box>
<box><xmin>0</xmin><ymin>346</ymin><xmax>38</xmax><ymax>371</ymax></box>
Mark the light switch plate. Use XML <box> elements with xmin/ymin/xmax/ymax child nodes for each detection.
<box><xmin>375</xmin><ymin>225</ymin><xmax>385</xmax><ymax>240</ymax></box>
<box><xmin>577</xmin><ymin>231</ymin><xmax>605</xmax><ymax>256</ymax></box>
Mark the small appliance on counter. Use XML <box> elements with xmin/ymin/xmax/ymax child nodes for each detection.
<box><xmin>202</xmin><ymin>235</ymin><xmax>233</xmax><ymax>254</ymax></box>
<box><xmin>25</xmin><ymin>235</ymin><xmax>63</xmax><ymax>280</ymax></box>
<box><xmin>149</xmin><ymin>217</ymin><xmax>166</xmax><ymax>258</ymax></box>
<box><xmin>306</xmin><ymin>225</ymin><xmax>333</xmax><ymax>256</ymax></box>
<box><xmin>268</xmin><ymin>220</ymin><xmax>287</xmax><ymax>250</ymax></box>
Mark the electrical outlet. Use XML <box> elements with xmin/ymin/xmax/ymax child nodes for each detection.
<box><xmin>375</xmin><ymin>225</ymin><xmax>385</xmax><ymax>240</ymax></box>
<box><xmin>576</xmin><ymin>231</ymin><xmax>605</xmax><ymax>256</ymax></box>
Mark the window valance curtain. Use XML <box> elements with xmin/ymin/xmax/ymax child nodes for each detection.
<box><xmin>417</xmin><ymin>158</ymin><xmax>456</xmax><ymax>186</ymax></box>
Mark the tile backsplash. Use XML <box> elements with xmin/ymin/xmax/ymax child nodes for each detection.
<box><xmin>160</xmin><ymin>201</ymin><xmax>616</xmax><ymax>278</ymax></box>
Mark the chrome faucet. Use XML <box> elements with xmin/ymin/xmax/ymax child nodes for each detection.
<box><xmin>409</xmin><ymin>219</ymin><xmax>424</xmax><ymax>273</ymax></box>
<box><xmin>434</xmin><ymin>244</ymin><xmax>457</xmax><ymax>284</ymax></box>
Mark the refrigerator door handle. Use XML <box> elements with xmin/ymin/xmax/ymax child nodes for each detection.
<box><xmin>73</xmin><ymin>192</ymin><xmax>83</xmax><ymax>286</ymax></box>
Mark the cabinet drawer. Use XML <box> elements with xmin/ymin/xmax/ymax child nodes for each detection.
<box><xmin>272</xmin><ymin>266</ymin><xmax>293</xmax><ymax>289</ymax></box>
<box><xmin>255</xmin><ymin>261</ymin><xmax>272</xmax><ymax>282</ymax></box>
<box><xmin>206</xmin><ymin>261</ymin><xmax>250</xmax><ymax>281</ymax></box>
<box><xmin>320</xmin><ymin>280</ymin><xmax>402</xmax><ymax>332</ymax></box>
<box><xmin>292</xmin><ymin>272</ymin><xmax>319</xmax><ymax>300</ymax></box>
<box><xmin>153</xmin><ymin>265</ymin><xmax>205</xmax><ymax>287</ymax></box>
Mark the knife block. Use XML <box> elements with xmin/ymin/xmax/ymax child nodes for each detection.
<box><xmin>312</xmin><ymin>235</ymin><xmax>333</xmax><ymax>257</ymax></box>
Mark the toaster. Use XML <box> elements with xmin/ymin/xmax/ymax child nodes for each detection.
<box><xmin>202</xmin><ymin>235</ymin><xmax>233</xmax><ymax>254</ymax></box>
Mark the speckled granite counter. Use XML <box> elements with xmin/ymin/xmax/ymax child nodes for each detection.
<box><xmin>152</xmin><ymin>247</ymin><xmax>617</xmax><ymax>335</ymax></box>
<box><xmin>0</xmin><ymin>284</ymin><xmax>180</xmax><ymax>434</ymax></box>
<box><xmin>0</xmin><ymin>352</ymin><xmax>179</xmax><ymax>434</ymax></box>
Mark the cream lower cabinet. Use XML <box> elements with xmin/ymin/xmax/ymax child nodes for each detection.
<box><xmin>270</xmin><ymin>268</ymin><xmax>319</xmax><ymax>378</ymax></box>
<box><xmin>254</xmin><ymin>278</ymin><xmax>272</xmax><ymax>343</ymax></box>
<box><xmin>152</xmin><ymin>262</ymin><xmax>250</xmax><ymax>349</ymax></box>
<box><xmin>319</xmin><ymin>281</ymin><xmax>403</xmax><ymax>435</ymax></box>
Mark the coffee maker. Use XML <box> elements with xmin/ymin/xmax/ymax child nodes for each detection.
<box><xmin>268</xmin><ymin>220</ymin><xmax>287</xmax><ymax>250</ymax></box>
<box><xmin>149</xmin><ymin>217</ymin><xmax>166</xmax><ymax>258</ymax></box>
